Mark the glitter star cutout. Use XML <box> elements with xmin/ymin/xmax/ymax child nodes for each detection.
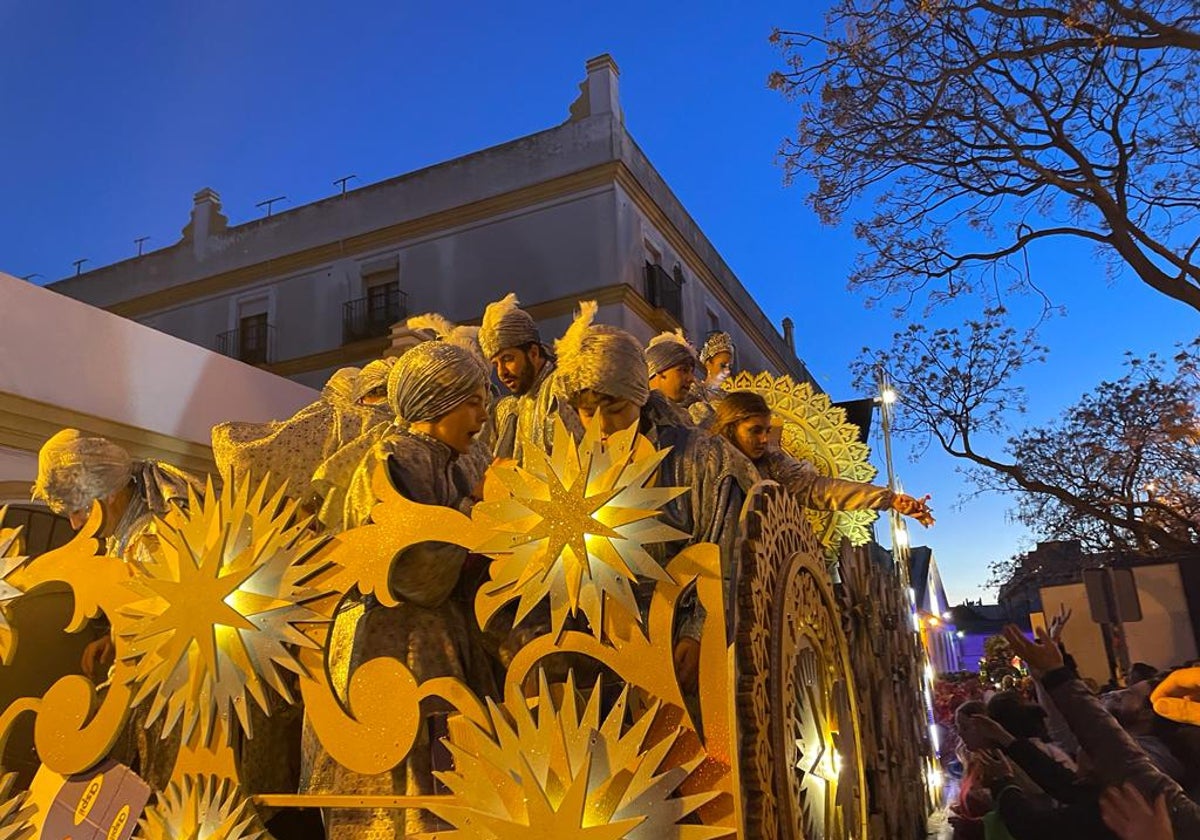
<box><xmin>426</xmin><ymin>672</ymin><xmax>729</xmax><ymax>840</ymax></box>
<box><xmin>120</xmin><ymin>477</ymin><xmax>329</xmax><ymax>745</ymax></box>
<box><xmin>137</xmin><ymin>776</ymin><xmax>264</xmax><ymax>840</ymax></box>
<box><xmin>475</xmin><ymin>418</ymin><xmax>688</xmax><ymax>638</ymax></box>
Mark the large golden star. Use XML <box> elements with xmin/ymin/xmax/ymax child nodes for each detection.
<box><xmin>474</xmin><ymin>419</ymin><xmax>689</xmax><ymax>639</ymax></box>
<box><xmin>121</xmin><ymin>477</ymin><xmax>329</xmax><ymax>746</ymax></box>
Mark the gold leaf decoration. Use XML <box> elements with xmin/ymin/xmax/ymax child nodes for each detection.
<box><xmin>427</xmin><ymin>672</ymin><xmax>730</xmax><ymax>839</ymax></box>
<box><xmin>723</xmin><ymin>372</ymin><xmax>878</xmax><ymax>549</ymax></box>
<box><xmin>474</xmin><ymin>418</ymin><xmax>688</xmax><ymax>639</ymax></box>
<box><xmin>0</xmin><ymin>772</ymin><xmax>36</xmax><ymax>840</ymax></box>
<box><xmin>119</xmin><ymin>476</ymin><xmax>330</xmax><ymax>747</ymax></box>
<box><xmin>137</xmin><ymin>775</ymin><xmax>264</xmax><ymax>840</ymax></box>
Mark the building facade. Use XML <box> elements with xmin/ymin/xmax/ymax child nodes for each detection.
<box><xmin>47</xmin><ymin>56</ymin><xmax>813</xmax><ymax>391</ymax></box>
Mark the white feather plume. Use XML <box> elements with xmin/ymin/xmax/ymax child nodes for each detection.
<box><xmin>406</xmin><ymin>312</ymin><xmax>457</xmax><ymax>339</ymax></box>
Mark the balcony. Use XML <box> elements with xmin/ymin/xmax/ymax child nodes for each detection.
<box><xmin>217</xmin><ymin>322</ymin><xmax>276</xmax><ymax>365</ymax></box>
<box><xmin>343</xmin><ymin>287</ymin><xmax>408</xmax><ymax>344</ymax></box>
<box><xmin>644</xmin><ymin>262</ymin><xmax>684</xmax><ymax>325</ymax></box>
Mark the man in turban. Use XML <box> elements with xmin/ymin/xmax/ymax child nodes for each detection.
<box><xmin>555</xmin><ymin>302</ymin><xmax>752</xmax><ymax>691</ymax></box>
<box><xmin>479</xmin><ymin>292</ymin><xmax>578</xmax><ymax>465</ymax></box>
<box><xmin>31</xmin><ymin>429</ymin><xmax>203</xmax><ymax>789</ymax></box>
<box><xmin>305</xmin><ymin>338</ymin><xmax>496</xmax><ymax>838</ymax></box>
<box><xmin>646</xmin><ymin>329</ymin><xmax>700</xmax><ymax>423</ymax></box>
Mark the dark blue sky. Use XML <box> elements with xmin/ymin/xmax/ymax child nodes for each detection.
<box><xmin>2</xmin><ymin>1</ymin><xmax>1194</xmax><ymax>603</ymax></box>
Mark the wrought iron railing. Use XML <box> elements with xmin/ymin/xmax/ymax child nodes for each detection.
<box><xmin>343</xmin><ymin>288</ymin><xmax>408</xmax><ymax>344</ymax></box>
<box><xmin>644</xmin><ymin>262</ymin><xmax>684</xmax><ymax>324</ymax></box>
<box><xmin>217</xmin><ymin>322</ymin><xmax>275</xmax><ymax>365</ymax></box>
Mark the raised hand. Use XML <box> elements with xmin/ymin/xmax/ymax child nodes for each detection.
<box><xmin>893</xmin><ymin>493</ymin><xmax>935</xmax><ymax>527</ymax></box>
<box><xmin>1048</xmin><ymin>603</ymin><xmax>1073</xmax><ymax>644</ymax></box>
<box><xmin>958</xmin><ymin>714</ymin><xmax>1015</xmax><ymax>751</ymax></box>
<box><xmin>1100</xmin><ymin>783</ymin><xmax>1174</xmax><ymax>840</ymax></box>
<box><xmin>1002</xmin><ymin>623</ymin><xmax>1064</xmax><ymax>678</ymax></box>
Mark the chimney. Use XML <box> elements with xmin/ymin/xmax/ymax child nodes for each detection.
<box><xmin>181</xmin><ymin>187</ymin><xmax>228</xmax><ymax>260</ymax></box>
<box><xmin>781</xmin><ymin>317</ymin><xmax>796</xmax><ymax>352</ymax></box>
<box><xmin>568</xmin><ymin>54</ymin><xmax>623</xmax><ymax>122</ymax></box>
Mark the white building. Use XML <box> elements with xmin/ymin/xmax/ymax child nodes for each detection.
<box><xmin>45</xmin><ymin>55</ymin><xmax>812</xmax><ymax>390</ymax></box>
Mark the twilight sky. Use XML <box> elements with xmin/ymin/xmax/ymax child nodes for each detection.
<box><xmin>1</xmin><ymin>1</ymin><xmax>1194</xmax><ymax>603</ymax></box>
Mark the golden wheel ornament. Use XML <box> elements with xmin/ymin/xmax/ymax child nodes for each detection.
<box><xmin>723</xmin><ymin>372</ymin><xmax>877</xmax><ymax>550</ymax></box>
<box><xmin>735</xmin><ymin>485</ymin><xmax>867</xmax><ymax>840</ymax></box>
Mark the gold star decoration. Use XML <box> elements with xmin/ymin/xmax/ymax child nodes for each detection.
<box><xmin>137</xmin><ymin>775</ymin><xmax>264</xmax><ymax>840</ymax></box>
<box><xmin>474</xmin><ymin>418</ymin><xmax>688</xmax><ymax>639</ymax></box>
<box><xmin>119</xmin><ymin>476</ymin><xmax>330</xmax><ymax>746</ymax></box>
<box><xmin>0</xmin><ymin>772</ymin><xmax>36</xmax><ymax>840</ymax></box>
<box><xmin>425</xmin><ymin>671</ymin><xmax>730</xmax><ymax>839</ymax></box>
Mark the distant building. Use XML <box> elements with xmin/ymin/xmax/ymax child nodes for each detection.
<box><xmin>946</xmin><ymin>602</ymin><xmax>1013</xmax><ymax>673</ymax></box>
<box><xmin>997</xmin><ymin>539</ymin><xmax>1200</xmax><ymax>683</ymax></box>
<box><xmin>870</xmin><ymin>543</ymin><xmax>960</xmax><ymax>674</ymax></box>
<box><xmin>46</xmin><ymin>56</ymin><xmax>812</xmax><ymax>391</ymax></box>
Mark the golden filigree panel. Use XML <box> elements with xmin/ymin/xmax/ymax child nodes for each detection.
<box><xmin>734</xmin><ymin>484</ymin><xmax>867</xmax><ymax>840</ymax></box>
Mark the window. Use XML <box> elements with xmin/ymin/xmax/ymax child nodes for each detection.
<box><xmin>238</xmin><ymin>312</ymin><xmax>270</xmax><ymax>364</ymax></box>
<box><xmin>343</xmin><ymin>264</ymin><xmax>407</xmax><ymax>343</ymax></box>
<box><xmin>643</xmin><ymin>261</ymin><xmax>684</xmax><ymax>325</ymax></box>
<box><xmin>218</xmin><ymin>294</ymin><xmax>274</xmax><ymax>364</ymax></box>
<box><xmin>707</xmin><ymin>308</ymin><xmax>721</xmax><ymax>333</ymax></box>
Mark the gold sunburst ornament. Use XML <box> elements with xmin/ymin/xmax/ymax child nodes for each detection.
<box><xmin>138</xmin><ymin>775</ymin><xmax>264</xmax><ymax>840</ymax></box>
<box><xmin>474</xmin><ymin>419</ymin><xmax>688</xmax><ymax>639</ymax></box>
<box><xmin>119</xmin><ymin>476</ymin><xmax>330</xmax><ymax>746</ymax></box>
<box><xmin>427</xmin><ymin>672</ymin><xmax>729</xmax><ymax>839</ymax></box>
<box><xmin>0</xmin><ymin>772</ymin><xmax>35</xmax><ymax>840</ymax></box>
<box><xmin>0</xmin><ymin>515</ymin><xmax>27</xmax><ymax>667</ymax></box>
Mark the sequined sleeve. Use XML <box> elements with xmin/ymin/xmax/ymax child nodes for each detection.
<box><xmin>758</xmin><ymin>449</ymin><xmax>893</xmax><ymax>511</ymax></box>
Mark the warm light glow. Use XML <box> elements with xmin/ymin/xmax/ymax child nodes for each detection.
<box><xmin>957</xmin><ymin>630</ymin><xmax>965</xmax><ymax>639</ymax></box>
<box><xmin>927</xmin><ymin>616</ymin><xmax>940</xmax><ymax>627</ymax></box>
<box><xmin>942</xmin><ymin>611</ymin><xmax>952</xmax><ymax>620</ymax></box>
<box><xmin>881</xmin><ymin>388</ymin><xmax>898</xmax><ymax>405</ymax></box>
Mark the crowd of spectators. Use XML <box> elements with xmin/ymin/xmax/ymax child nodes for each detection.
<box><xmin>945</xmin><ymin>607</ymin><xmax>1200</xmax><ymax>840</ymax></box>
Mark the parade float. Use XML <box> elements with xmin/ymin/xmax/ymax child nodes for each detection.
<box><xmin>0</xmin><ymin>331</ymin><xmax>935</xmax><ymax>839</ymax></box>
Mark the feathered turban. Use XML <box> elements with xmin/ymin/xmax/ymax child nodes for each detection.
<box><xmin>700</xmin><ymin>331</ymin><xmax>736</xmax><ymax>365</ymax></box>
<box><xmin>478</xmin><ymin>293</ymin><xmax>540</xmax><ymax>360</ymax></box>
<box><xmin>645</xmin><ymin>329</ymin><xmax>699</xmax><ymax>377</ymax></box>
<box><xmin>32</xmin><ymin>429</ymin><xmax>134</xmax><ymax>515</ymax></box>
<box><xmin>554</xmin><ymin>301</ymin><xmax>650</xmax><ymax>407</ymax></box>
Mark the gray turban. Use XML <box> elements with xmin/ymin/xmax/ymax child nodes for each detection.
<box><xmin>387</xmin><ymin>340</ymin><xmax>487</xmax><ymax>424</ymax></box>
<box><xmin>479</xmin><ymin>293</ymin><xmax>540</xmax><ymax>359</ymax></box>
<box><xmin>32</xmin><ymin>428</ymin><xmax>134</xmax><ymax>515</ymax></box>
<box><xmin>700</xmin><ymin>331</ymin><xmax>735</xmax><ymax>364</ymax></box>
<box><xmin>645</xmin><ymin>330</ymin><xmax>699</xmax><ymax>377</ymax></box>
<box><xmin>555</xmin><ymin>301</ymin><xmax>650</xmax><ymax>407</ymax></box>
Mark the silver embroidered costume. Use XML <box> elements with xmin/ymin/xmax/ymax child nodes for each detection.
<box><xmin>303</xmin><ymin>342</ymin><xmax>496</xmax><ymax>838</ymax></box>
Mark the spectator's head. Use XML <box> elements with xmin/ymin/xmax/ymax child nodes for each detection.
<box><xmin>954</xmin><ymin>699</ymin><xmax>987</xmax><ymax>733</ymax></box>
<box><xmin>987</xmin><ymin>690</ymin><xmax>1049</xmax><ymax>740</ymax></box>
<box><xmin>1102</xmin><ymin>680</ymin><xmax>1157</xmax><ymax>735</ymax></box>
<box><xmin>1128</xmin><ymin>662</ymin><xmax>1158</xmax><ymax>684</ymax></box>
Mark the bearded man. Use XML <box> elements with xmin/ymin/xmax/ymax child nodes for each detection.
<box><xmin>480</xmin><ymin>293</ymin><xmax>579</xmax><ymax>464</ymax></box>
